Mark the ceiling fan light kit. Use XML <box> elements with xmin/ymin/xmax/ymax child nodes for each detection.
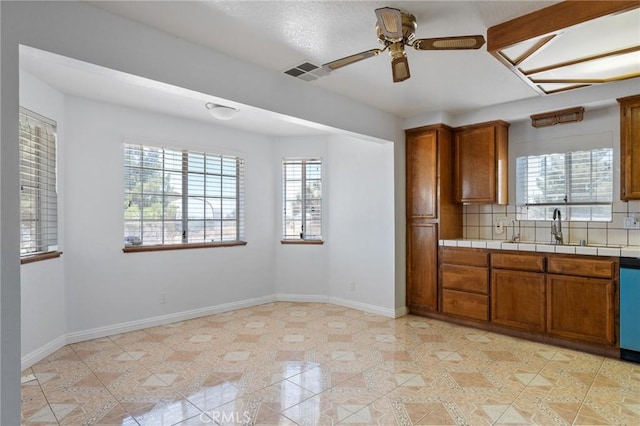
<box><xmin>205</xmin><ymin>102</ymin><xmax>239</xmax><ymax>120</ymax></box>
<box><xmin>321</xmin><ymin>6</ymin><xmax>485</xmax><ymax>83</ymax></box>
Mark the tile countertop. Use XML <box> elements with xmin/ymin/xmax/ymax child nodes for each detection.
<box><xmin>439</xmin><ymin>239</ymin><xmax>640</xmax><ymax>258</ymax></box>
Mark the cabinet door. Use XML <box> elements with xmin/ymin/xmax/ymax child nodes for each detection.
<box><xmin>454</xmin><ymin>125</ymin><xmax>496</xmax><ymax>203</ymax></box>
<box><xmin>406</xmin><ymin>130</ymin><xmax>437</xmax><ymax>218</ymax></box>
<box><xmin>407</xmin><ymin>224</ymin><xmax>438</xmax><ymax>313</ymax></box>
<box><xmin>547</xmin><ymin>274</ymin><xmax>615</xmax><ymax>346</ymax></box>
<box><xmin>619</xmin><ymin>95</ymin><xmax>640</xmax><ymax>200</ymax></box>
<box><xmin>491</xmin><ymin>270</ymin><xmax>546</xmax><ymax>332</ymax></box>
<box><xmin>454</xmin><ymin>121</ymin><xmax>508</xmax><ymax>204</ymax></box>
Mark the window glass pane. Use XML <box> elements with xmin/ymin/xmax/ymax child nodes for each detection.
<box><xmin>124</xmin><ymin>143</ymin><xmax>244</xmax><ymax>246</ymax></box>
<box><xmin>187</xmin><ymin>220</ymin><xmax>206</xmax><ymax>243</ymax></box>
<box><xmin>205</xmin><ymin>220</ymin><xmax>221</xmax><ymax>242</ymax></box>
<box><xmin>516</xmin><ymin>148</ymin><xmax>612</xmax><ymax>222</ymax></box>
<box><xmin>222</xmin><ymin>220</ymin><xmax>237</xmax><ymax>241</ymax></box>
<box><xmin>206</xmin><ymin>156</ymin><xmax>221</xmax><ymax>174</ymax></box>
<box><xmin>188</xmin><ymin>152</ymin><xmax>205</xmax><ymax>173</ymax></box>
<box><xmin>222</xmin><ymin>198</ymin><xmax>237</xmax><ymax>219</ymax></box>
<box><xmin>188</xmin><ymin>173</ymin><xmax>205</xmax><ymax>196</ymax></box>
<box><xmin>163</xmin><ymin>149</ymin><xmax>183</xmax><ymax>172</ymax></box>
<box><xmin>142</xmin><ymin>146</ymin><xmax>163</xmax><ymax>170</ymax></box>
<box><xmin>282</xmin><ymin>159</ymin><xmax>322</xmax><ymax>240</ymax></box>
<box><xmin>206</xmin><ymin>175</ymin><xmax>222</xmax><ymax>198</ymax></box>
<box><xmin>20</xmin><ymin>109</ymin><xmax>57</xmax><ymax>255</ymax></box>
<box><xmin>222</xmin><ymin>157</ymin><xmax>237</xmax><ymax>176</ymax></box>
<box><xmin>163</xmin><ymin>221</ymin><xmax>182</xmax><ymax>244</ymax></box>
<box><xmin>222</xmin><ymin>176</ymin><xmax>237</xmax><ymax>198</ymax></box>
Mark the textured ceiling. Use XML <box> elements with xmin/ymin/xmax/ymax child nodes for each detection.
<box><xmin>85</xmin><ymin>1</ymin><xmax>562</xmax><ymax>118</ymax></box>
<box><xmin>27</xmin><ymin>1</ymin><xmax>638</xmax><ymax>137</ymax></box>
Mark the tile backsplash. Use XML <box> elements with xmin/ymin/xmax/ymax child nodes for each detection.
<box><xmin>462</xmin><ymin>200</ymin><xmax>640</xmax><ymax>247</ymax></box>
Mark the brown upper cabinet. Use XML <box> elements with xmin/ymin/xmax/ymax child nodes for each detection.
<box><xmin>405</xmin><ymin>124</ymin><xmax>462</xmax><ymax>316</ymax></box>
<box><xmin>453</xmin><ymin>120</ymin><xmax>509</xmax><ymax>205</ymax></box>
<box><xmin>618</xmin><ymin>95</ymin><xmax>640</xmax><ymax>200</ymax></box>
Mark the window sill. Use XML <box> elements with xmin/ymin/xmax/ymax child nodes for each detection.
<box><xmin>21</xmin><ymin>251</ymin><xmax>63</xmax><ymax>265</ymax></box>
<box><xmin>123</xmin><ymin>241</ymin><xmax>247</xmax><ymax>253</ymax></box>
<box><xmin>280</xmin><ymin>240</ymin><xmax>324</xmax><ymax>245</ymax></box>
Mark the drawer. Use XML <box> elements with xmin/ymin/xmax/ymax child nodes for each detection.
<box><xmin>547</xmin><ymin>255</ymin><xmax>614</xmax><ymax>279</ymax></box>
<box><xmin>442</xmin><ymin>289</ymin><xmax>489</xmax><ymax>321</ymax></box>
<box><xmin>491</xmin><ymin>252</ymin><xmax>545</xmax><ymax>272</ymax></box>
<box><xmin>442</xmin><ymin>264</ymin><xmax>488</xmax><ymax>293</ymax></box>
<box><xmin>442</xmin><ymin>248</ymin><xmax>489</xmax><ymax>267</ymax></box>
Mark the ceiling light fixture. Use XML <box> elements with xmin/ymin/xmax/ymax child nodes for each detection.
<box><xmin>205</xmin><ymin>102</ymin><xmax>239</xmax><ymax>120</ymax></box>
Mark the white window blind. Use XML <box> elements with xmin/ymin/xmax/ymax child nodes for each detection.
<box><xmin>19</xmin><ymin>108</ymin><xmax>58</xmax><ymax>256</ymax></box>
<box><xmin>282</xmin><ymin>159</ymin><xmax>322</xmax><ymax>240</ymax></box>
<box><xmin>516</xmin><ymin>148</ymin><xmax>613</xmax><ymax>221</ymax></box>
<box><xmin>124</xmin><ymin>144</ymin><xmax>244</xmax><ymax>246</ymax></box>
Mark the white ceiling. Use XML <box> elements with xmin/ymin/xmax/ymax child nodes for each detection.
<box><xmin>23</xmin><ymin>1</ymin><xmax>638</xmax><ymax>137</ymax></box>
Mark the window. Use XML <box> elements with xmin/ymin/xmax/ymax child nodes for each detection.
<box><xmin>19</xmin><ymin>108</ymin><xmax>58</xmax><ymax>257</ymax></box>
<box><xmin>516</xmin><ymin>148</ymin><xmax>613</xmax><ymax>221</ymax></box>
<box><xmin>282</xmin><ymin>159</ymin><xmax>322</xmax><ymax>241</ymax></box>
<box><xmin>124</xmin><ymin>144</ymin><xmax>244</xmax><ymax>248</ymax></box>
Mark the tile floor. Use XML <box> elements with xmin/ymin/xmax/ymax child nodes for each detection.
<box><xmin>21</xmin><ymin>302</ymin><xmax>640</xmax><ymax>425</ymax></box>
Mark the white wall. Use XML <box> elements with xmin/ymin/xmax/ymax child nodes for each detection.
<box><xmin>62</xmin><ymin>96</ymin><xmax>276</xmax><ymax>333</ymax></box>
<box><xmin>19</xmin><ymin>70</ymin><xmax>67</xmax><ymax>363</ymax></box>
<box><xmin>327</xmin><ymin>135</ymin><xmax>396</xmax><ymax>314</ymax></box>
<box><xmin>273</xmin><ymin>137</ymin><xmax>329</xmax><ymax>299</ymax></box>
<box><xmin>272</xmin><ymin>135</ymin><xmax>397</xmax><ymax>315</ymax></box>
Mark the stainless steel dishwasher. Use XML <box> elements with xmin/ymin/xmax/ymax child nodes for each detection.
<box><xmin>620</xmin><ymin>257</ymin><xmax>640</xmax><ymax>363</ymax></box>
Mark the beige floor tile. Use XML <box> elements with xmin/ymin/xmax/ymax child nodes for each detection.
<box><xmin>20</xmin><ymin>302</ymin><xmax>640</xmax><ymax>426</ymax></box>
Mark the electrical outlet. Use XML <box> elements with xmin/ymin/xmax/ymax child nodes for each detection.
<box><xmin>624</xmin><ymin>216</ymin><xmax>640</xmax><ymax>229</ymax></box>
<box><xmin>160</xmin><ymin>292</ymin><xmax>167</xmax><ymax>304</ymax></box>
<box><xmin>349</xmin><ymin>282</ymin><xmax>355</xmax><ymax>291</ymax></box>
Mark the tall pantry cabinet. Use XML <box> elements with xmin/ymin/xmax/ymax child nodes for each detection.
<box><xmin>406</xmin><ymin>124</ymin><xmax>462</xmax><ymax>315</ymax></box>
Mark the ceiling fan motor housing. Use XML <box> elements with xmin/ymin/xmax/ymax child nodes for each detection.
<box><xmin>376</xmin><ymin>12</ymin><xmax>417</xmax><ymax>45</ymax></box>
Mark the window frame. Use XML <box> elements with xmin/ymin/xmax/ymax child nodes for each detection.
<box><xmin>19</xmin><ymin>107</ymin><xmax>60</xmax><ymax>263</ymax></box>
<box><xmin>281</xmin><ymin>158</ymin><xmax>323</xmax><ymax>244</ymax></box>
<box><xmin>516</xmin><ymin>147</ymin><xmax>613</xmax><ymax>222</ymax></box>
<box><xmin>123</xmin><ymin>143</ymin><xmax>246</xmax><ymax>252</ymax></box>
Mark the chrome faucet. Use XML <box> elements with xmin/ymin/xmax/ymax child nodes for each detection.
<box><xmin>509</xmin><ymin>219</ymin><xmax>520</xmax><ymax>243</ymax></box>
<box><xmin>551</xmin><ymin>208</ymin><xmax>564</xmax><ymax>245</ymax></box>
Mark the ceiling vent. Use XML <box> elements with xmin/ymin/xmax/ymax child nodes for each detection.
<box><xmin>284</xmin><ymin>61</ymin><xmax>328</xmax><ymax>82</ymax></box>
<box><xmin>530</xmin><ymin>107</ymin><xmax>584</xmax><ymax>128</ymax></box>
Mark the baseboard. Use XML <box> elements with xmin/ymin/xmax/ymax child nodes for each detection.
<box><xmin>65</xmin><ymin>295</ymin><xmax>276</xmax><ymax>345</ymax></box>
<box><xmin>273</xmin><ymin>293</ymin><xmax>330</xmax><ymax>303</ymax></box>
<box><xmin>329</xmin><ymin>296</ymin><xmax>397</xmax><ymax>318</ymax></box>
<box><xmin>395</xmin><ymin>306</ymin><xmax>409</xmax><ymax>318</ymax></box>
<box><xmin>22</xmin><ymin>293</ymin><xmax>394</xmax><ymax>369</ymax></box>
<box><xmin>21</xmin><ymin>335</ymin><xmax>67</xmax><ymax>371</ymax></box>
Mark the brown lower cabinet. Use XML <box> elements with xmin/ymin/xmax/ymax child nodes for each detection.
<box><xmin>407</xmin><ymin>224</ymin><xmax>438</xmax><ymax>313</ymax></box>
<box><xmin>491</xmin><ymin>269</ymin><xmax>546</xmax><ymax>332</ymax></box>
<box><xmin>547</xmin><ymin>274</ymin><xmax>616</xmax><ymax>346</ymax></box>
<box><xmin>435</xmin><ymin>247</ymin><xmax>619</xmax><ymax>356</ymax></box>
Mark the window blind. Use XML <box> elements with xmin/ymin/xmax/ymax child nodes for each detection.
<box><xmin>124</xmin><ymin>144</ymin><xmax>244</xmax><ymax>246</ymax></box>
<box><xmin>516</xmin><ymin>148</ymin><xmax>613</xmax><ymax>221</ymax></box>
<box><xmin>282</xmin><ymin>159</ymin><xmax>322</xmax><ymax>240</ymax></box>
<box><xmin>19</xmin><ymin>108</ymin><xmax>58</xmax><ymax>256</ymax></box>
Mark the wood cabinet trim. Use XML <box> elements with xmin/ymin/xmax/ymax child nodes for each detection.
<box><xmin>491</xmin><ymin>252</ymin><xmax>545</xmax><ymax>272</ymax></box>
<box><xmin>442</xmin><ymin>247</ymin><xmax>489</xmax><ymax>267</ymax></box>
<box><xmin>547</xmin><ymin>255</ymin><xmax>615</xmax><ymax>278</ymax></box>
<box><xmin>618</xmin><ymin>94</ymin><xmax>640</xmax><ymax>200</ymax></box>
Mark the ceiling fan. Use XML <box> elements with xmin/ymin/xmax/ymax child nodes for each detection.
<box><xmin>323</xmin><ymin>7</ymin><xmax>486</xmax><ymax>83</ymax></box>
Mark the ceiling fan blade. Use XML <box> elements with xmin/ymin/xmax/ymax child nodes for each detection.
<box><xmin>322</xmin><ymin>48</ymin><xmax>383</xmax><ymax>71</ymax></box>
<box><xmin>413</xmin><ymin>35</ymin><xmax>486</xmax><ymax>50</ymax></box>
<box><xmin>391</xmin><ymin>56</ymin><xmax>410</xmax><ymax>83</ymax></box>
<box><xmin>375</xmin><ymin>7</ymin><xmax>403</xmax><ymax>39</ymax></box>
